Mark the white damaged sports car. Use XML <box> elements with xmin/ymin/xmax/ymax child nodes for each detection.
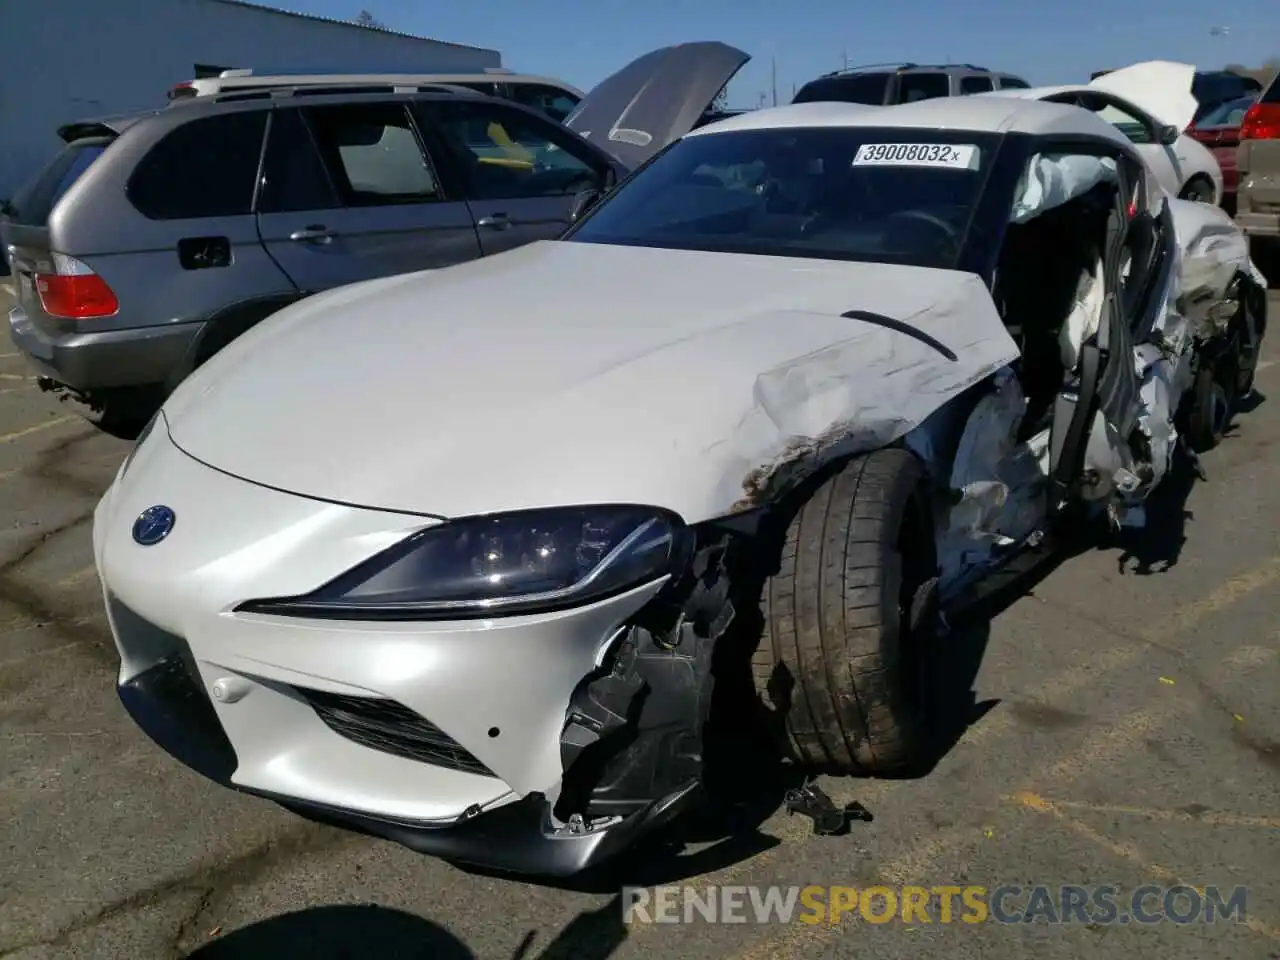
<box><xmin>94</xmin><ymin>58</ymin><xmax>1268</xmax><ymax>878</ymax></box>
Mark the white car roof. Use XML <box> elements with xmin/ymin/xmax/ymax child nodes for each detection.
<box><xmin>983</xmin><ymin>83</ymin><xmax>1091</xmax><ymax>101</ymax></box>
<box><xmin>686</xmin><ymin>96</ymin><xmax>1133</xmax><ymax>149</ymax></box>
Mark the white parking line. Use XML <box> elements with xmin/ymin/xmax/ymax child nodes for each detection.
<box><xmin>0</xmin><ymin>416</ymin><xmax>76</xmax><ymax>444</ymax></box>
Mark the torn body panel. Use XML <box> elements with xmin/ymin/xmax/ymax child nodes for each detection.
<box><xmin>901</xmin><ymin>196</ymin><xmax>1263</xmax><ymax>590</ymax></box>
<box><xmin>555</xmin><ymin>536</ymin><xmax>732</xmax><ymax>828</ymax></box>
<box><xmin>728</xmin><ymin>276</ymin><xmax>1019</xmax><ymax>512</ymax></box>
<box><xmin>1082</xmin><ymin>199</ymin><xmax>1266</xmax><ymax>516</ymax></box>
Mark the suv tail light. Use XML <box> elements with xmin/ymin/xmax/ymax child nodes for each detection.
<box><xmin>168</xmin><ymin>82</ymin><xmax>197</xmax><ymax>101</ymax></box>
<box><xmin>1240</xmin><ymin>102</ymin><xmax>1280</xmax><ymax>140</ymax></box>
<box><xmin>34</xmin><ymin>253</ymin><xmax>119</xmax><ymax>319</ymax></box>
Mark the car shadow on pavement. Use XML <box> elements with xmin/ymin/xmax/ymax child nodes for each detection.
<box><xmin>183</xmin><ymin>899</ymin><xmax>631</xmax><ymax>960</ymax></box>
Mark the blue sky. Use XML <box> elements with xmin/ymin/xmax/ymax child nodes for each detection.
<box><xmin>283</xmin><ymin>0</ymin><xmax>1278</xmax><ymax>107</ymax></box>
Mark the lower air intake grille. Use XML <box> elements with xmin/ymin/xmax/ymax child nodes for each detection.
<box><xmin>296</xmin><ymin>689</ymin><xmax>495</xmax><ymax>778</ymax></box>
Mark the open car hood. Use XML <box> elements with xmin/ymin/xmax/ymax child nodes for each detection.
<box><xmin>1088</xmin><ymin>61</ymin><xmax>1198</xmax><ymax>131</ymax></box>
<box><xmin>563</xmin><ymin>42</ymin><xmax>750</xmax><ymax>170</ymax></box>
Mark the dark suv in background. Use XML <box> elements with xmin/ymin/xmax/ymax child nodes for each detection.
<box><xmin>792</xmin><ymin>62</ymin><xmax>1030</xmax><ymax>105</ymax></box>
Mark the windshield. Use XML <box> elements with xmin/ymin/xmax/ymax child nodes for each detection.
<box><xmin>565</xmin><ymin>127</ymin><xmax>1000</xmax><ymax>270</ymax></box>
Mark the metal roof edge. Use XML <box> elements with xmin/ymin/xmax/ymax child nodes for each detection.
<box><xmin>203</xmin><ymin>0</ymin><xmax>501</xmax><ymax>56</ymax></box>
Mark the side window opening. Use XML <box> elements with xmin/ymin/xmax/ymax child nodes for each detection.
<box><xmin>995</xmin><ymin>151</ymin><xmax>1121</xmax><ymax>435</ymax></box>
<box><xmin>896</xmin><ymin>72</ymin><xmax>950</xmax><ymax>103</ymax></box>
<box><xmin>960</xmin><ymin>75</ymin><xmax>994</xmax><ymax>94</ymax></box>
<box><xmin>257</xmin><ymin>108</ymin><xmax>341</xmax><ymax>213</ymax></box>
<box><xmin>1057</xmin><ymin>93</ymin><xmax>1155</xmax><ymax>145</ymax></box>
<box><xmin>421</xmin><ymin>101</ymin><xmax>601</xmax><ymax>200</ymax></box>
<box><xmin>303</xmin><ymin>102</ymin><xmax>441</xmax><ymax>206</ymax></box>
<box><xmin>127</xmin><ymin>111</ymin><xmax>267</xmax><ymax>220</ymax></box>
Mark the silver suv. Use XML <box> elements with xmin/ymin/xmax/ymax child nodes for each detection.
<box><xmin>5</xmin><ymin>84</ymin><xmax>630</xmax><ymax>427</ymax></box>
<box><xmin>793</xmin><ymin>62</ymin><xmax>1030</xmax><ymax>105</ymax></box>
<box><xmin>3</xmin><ymin>41</ymin><xmax>762</xmax><ymax>429</ymax></box>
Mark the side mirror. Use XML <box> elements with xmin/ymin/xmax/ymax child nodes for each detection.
<box><xmin>569</xmin><ymin>187</ymin><xmax>601</xmax><ymax>223</ymax></box>
<box><xmin>1159</xmin><ymin>124</ymin><xmax>1180</xmax><ymax>146</ymax></box>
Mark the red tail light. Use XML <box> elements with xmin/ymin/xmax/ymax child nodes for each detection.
<box><xmin>1240</xmin><ymin>102</ymin><xmax>1280</xmax><ymax>140</ymax></box>
<box><xmin>168</xmin><ymin>82</ymin><xmax>196</xmax><ymax>101</ymax></box>
<box><xmin>34</xmin><ymin>253</ymin><xmax>119</xmax><ymax>319</ymax></box>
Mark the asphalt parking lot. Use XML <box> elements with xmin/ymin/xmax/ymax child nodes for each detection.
<box><xmin>1</xmin><ymin>285</ymin><xmax>1278</xmax><ymax>960</ymax></box>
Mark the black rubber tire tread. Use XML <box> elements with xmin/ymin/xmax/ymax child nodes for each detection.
<box><xmin>752</xmin><ymin>448</ymin><xmax>925</xmax><ymax>775</ymax></box>
<box><xmin>1187</xmin><ymin>331</ymin><xmax>1240</xmax><ymax>453</ymax></box>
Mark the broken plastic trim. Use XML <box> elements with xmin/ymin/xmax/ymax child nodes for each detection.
<box><xmin>556</xmin><ymin>533</ymin><xmax>732</xmax><ymax>823</ymax></box>
<box><xmin>783</xmin><ymin>781</ymin><xmax>874</xmax><ymax>836</ymax></box>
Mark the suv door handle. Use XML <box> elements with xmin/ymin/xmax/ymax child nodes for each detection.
<box><xmin>288</xmin><ymin>225</ymin><xmax>334</xmax><ymax>244</ymax></box>
<box><xmin>476</xmin><ymin>213</ymin><xmax>511</xmax><ymax>230</ymax></box>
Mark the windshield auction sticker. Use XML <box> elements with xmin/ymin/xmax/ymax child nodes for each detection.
<box><xmin>852</xmin><ymin>143</ymin><xmax>981</xmax><ymax>169</ymax></box>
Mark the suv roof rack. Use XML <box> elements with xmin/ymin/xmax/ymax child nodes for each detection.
<box><xmin>818</xmin><ymin>61</ymin><xmax>991</xmax><ymax>79</ymax></box>
<box><xmin>169</xmin><ymin>71</ymin><xmax>584</xmax><ymax>103</ymax></box>
<box><xmin>176</xmin><ymin>82</ymin><xmax>490</xmax><ymax>105</ymax></box>
<box><xmin>821</xmin><ymin>61</ymin><xmax>918</xmax><ymax>77</ymax></box>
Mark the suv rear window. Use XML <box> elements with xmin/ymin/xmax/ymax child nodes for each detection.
<box><xmin>126</xmin><ymin>111</ymin><xmax>267</xmax><ymax>220</ymax></box>
<box><xmin>7</xmin><ymin>140</ymin><xmax>110</xmax><ymax>225</ymax></box>
<box><xmin>1262</xmin><ymin>74</ymin><xmax>1280</xmax><ymax>104</ymax></box>
<box><xmin>792</xmin><ymin>74</ymin><xmax>890</xmax><ymax>105</ymax></box>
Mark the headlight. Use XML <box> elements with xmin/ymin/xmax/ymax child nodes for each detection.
<box><xmin>237</xmin><ymin>505</ymin><xmax>686</xmax><ymax>621</ymax></box>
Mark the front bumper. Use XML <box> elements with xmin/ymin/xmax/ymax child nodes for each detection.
<box><xmin>7</xmin><ymin>302</ymin><xmax>201</xmax><ymax>392</ymax></box>
<box><xmin>116</xmin><ymin>638</ymin><xmax>697</xmax><ymax>875</ymax></box>
<box><xmin>95</xmin><ymin>425</ymin><xmax>692</xmax><ymax>875</ymax></box>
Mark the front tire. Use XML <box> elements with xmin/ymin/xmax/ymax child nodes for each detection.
<box><xmin>752</xmin><ymin>448</ymin><xmax>936</xmax><ymax>775</ymax></box>
<box><xmin>1186</xmin><ymin>331</ymin><xmax>1241</xmax><ymax>452</ymax></box>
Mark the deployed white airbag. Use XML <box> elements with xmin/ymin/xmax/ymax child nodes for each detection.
<box><xmin>1011</xmin><ymin>153</ymin><xmax>1119</xmax><ymax>224</ymax></box>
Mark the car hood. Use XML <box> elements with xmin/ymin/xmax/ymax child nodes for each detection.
<box><xmin>160</xmin><ymin>242</ymin><xmax>1019</xmax><ymax>522</ymax></box>
<box><xmin>1088</xmin><ymin>61</ymin><xmax>1198</xmax><ymax>131</ymax></box>
<box><xmin>564</xmin><ymin>42</ymin><xmax>750</xmax><ymax>170</ymax></box>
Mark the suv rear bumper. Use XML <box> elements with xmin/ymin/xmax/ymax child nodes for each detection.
<box><xmin>7</xmin><ymin>304</ymin><xmax>201</xmax><ymax>393</ymax></box>
<box><xmin>1237</xmin><ymin>213</ymin><xmax>1280</xmax><ymax>239</ymax></box>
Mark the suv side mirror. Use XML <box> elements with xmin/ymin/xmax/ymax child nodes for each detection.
<box><xmin>1159</xmin><ymin>124</ymin><xmax>1180</xmax><ymax>146</ymax></box>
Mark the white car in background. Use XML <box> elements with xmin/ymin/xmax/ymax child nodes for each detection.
<box><xmin>983</xmin><ymin>61</ymin><xmax>1225</xmax><ymax>204</ymax></box>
